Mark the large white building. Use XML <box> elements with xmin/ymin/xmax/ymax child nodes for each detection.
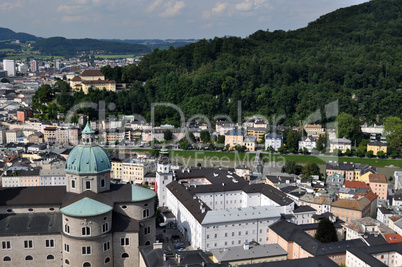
<box><xmin>162</xmin><ymin>166</ymin><xmax>294</xmax><ymax>251</ymax></box>
<box><xmin>2</xmin><ymin>59</ymin><xmax>16</xmax><ymax>77</ymax></box>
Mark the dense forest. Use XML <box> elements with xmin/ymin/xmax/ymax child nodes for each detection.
<box><xmin>34</xmin><ymin>37</ymin><xmax>151</xmax><ymax>57</ymax></box>
<box><xmin>97</xmin><ymin>0</ymin><xmax>401</xmax><ymax>126</ymax></box>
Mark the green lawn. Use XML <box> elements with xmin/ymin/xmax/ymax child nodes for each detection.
<box><xmin>123</xmin><ymin>149</ymin><xmax>402</xmax><ymax>168</ymax></box>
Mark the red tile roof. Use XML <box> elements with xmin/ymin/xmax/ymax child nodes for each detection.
<box><xmin>345</xmin><ymin>180</ymin><xmax>370</xmax><ymax>189</ymax></box>
<box><xmin>384</xmin><ymin>233</ymin><xmax>402</xmax><ymax>243</ymax></box>
<box><xmin>71</xmin><ymin>76</ymin><xmax>82</xmax><ymax>81</ymax></box>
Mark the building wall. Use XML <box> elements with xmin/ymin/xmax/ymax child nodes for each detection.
<box><xmin>0</xmin><ymin>234</ymin><xmax>61</xmax><ymax>267</ymax></box>
<box><xmin>112</xmin><ymin>232</ymin><xmax>139</xmax><ymax>267</ymax></box>
<box><xmin>369</xmin><ymin>182</ymin><xmax>388</xmax><ymax>200</ymax></box>
<box><xmin>367</xmin><ymin>144</ymin><xmax>387</xmax><ymax>156</ymax></box>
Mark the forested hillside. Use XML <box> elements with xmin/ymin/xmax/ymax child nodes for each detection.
<box><xmin>0</xmin><ymin>27</ymin><xmax>39</xmax><ymax>41</ymax></box>
<box><xmin>99</xmin><ymin>0</ymin><xmax>401</xmax><ymax>125</ymax></box>
<box><xmin>35</xmin><ymin>37</ymin><xmax>151</xmax><ymax>57</ymax></box>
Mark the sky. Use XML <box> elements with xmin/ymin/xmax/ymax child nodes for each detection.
<box><xmin>0</xmin><ymin>0</ymin><xmax>369</xmax><ymax>40</ymax></box>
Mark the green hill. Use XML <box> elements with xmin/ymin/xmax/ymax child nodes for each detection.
<box><xmin>0</xmin><ymin>27</ymin><xmax>40</xmax><ymax>41</ymax></box>
<box><xmin>99</xmin><ymin>0</ymin><xmax>401</xmax><ymax>125</ymax></box>
<box><xmin>34</xmin><ymin>37</ymin><xmax>151</xmax><ymax>57</ymax></box>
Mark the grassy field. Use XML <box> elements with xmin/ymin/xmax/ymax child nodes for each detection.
<box><xmin>95</xmin><ymin>55</ymin><xmax>135</xmax><ymax>59</ymax></box>
<box><xmin>121</xmin><ymin>149</ymin><xmax>402</xmax><ymax>168</ymax></box>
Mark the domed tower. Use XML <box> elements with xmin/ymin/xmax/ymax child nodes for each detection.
<box><xmin>156</xmin><ymin>145</ymin><xmax>173</xmax><ymax>207</ymax></box>
<box><xmin>65</xmin><ymin>119</ymin><xmax>111</xmax><ymax>194</ymax></box>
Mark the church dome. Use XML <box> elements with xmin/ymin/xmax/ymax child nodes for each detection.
<box><xmin>65</xmin><ymin>145</ymin><xmax>111</xmax><ymax>174</ymax></box>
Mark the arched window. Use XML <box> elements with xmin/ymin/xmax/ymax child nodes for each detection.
<box><xmin>25</xmin><ymin>255</ymin><xmax>33</xmax><ymax>261</ymax></box>
<box><xmin>145</xmin><ymin>241</ymin><xmax>151</xmax><ymax>246</ymax></box>
<box><xmin>3</xmin><ymin>256</ymin><xmax>11</xmax><ymax>261</ymax></box>
<box><xmin>46</xmin><ymin>255</ymin><xmax>54</xmax><ymax>260</ymax></box>
<box><xmin>83</xmin><ymin>262</ymin><xmax>91</xmax><ymax>267</ymax></box>
<box><xmin>105</xmin><ymin>257</ymin><xmax>110</xmax><ymax>263</ymax></box>
<box><xmin>122</xmin><ymin>253</ymin><xmax>129</xmax><ymax>258</ymax></box>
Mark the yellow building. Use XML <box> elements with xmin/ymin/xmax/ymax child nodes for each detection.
<box><xmin>224</xmin><ymin>129</ymin><xmax>246</xmax><ymax>150</ymax></box>
<box><xmin>246</xmin><ymin>128</ymin><xmax>267</xmax><ymax>142</ymax></box>
<box><xmin>367</xmin><ymin>141</ymin><xmax>387</xmax><ymax>156</ymax></box>
<box><xmin>70</xmin><ymin>69</ymin><xmax>116</xmax><ymax>94</ymax></box>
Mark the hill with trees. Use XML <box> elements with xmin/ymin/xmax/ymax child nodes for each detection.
<box><xmin>0</xmin><ymin>27</ymin><xmax>40</xmax><ymax>41</ymax></box>
<box><xmin>34</xmin><ymin>37</ymin><xmax>151</xmax><ymax>57</ymax></box>
<box><xmin>95</xmin><ymin>0</ymin><xmax>401</xmax><ymax>126</ymax></box>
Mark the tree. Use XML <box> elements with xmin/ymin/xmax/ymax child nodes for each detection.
<box><xmin>315</xmin><ymin>218</ymin><xmax>338</xmax><ymax>243</ymax></box>
<box><xmin>377</xmin><ymin>151</ymin><xmax>386</xmax><ymax>158</ymax></box>
<box><xmin>164</xmin><ymin>129</ymin><xmax>173</xmax><ymax>141</ymax></box>
<box><xmin>301</xmin><ymin>162</ymin><xmax>321</xmax><ymax>181</ymax></box>
<box><xmin>284</xmin><ymin>129</ymin><xmax>299</xmax><ymax>151</ymax></box>
<box><xmin>317</xmin><ymin>134</ymin><xmax>326</xmax><ymax>151</ymax></box>
<box><xmin>358</xmin><ymin>139</ymin><xmax>369</xmax><ymax>153</ymax></box>
<box><xmin>344</xmin><ymin>148</ymin><xmax>352</xmax><ymax>157</ymax></box>
<box><xmin>336</xmin><ymin>113</ymin><xmax>363</xmax><ymax>144</ymax></box>
<box><xmin>366</xmin><ymin>150</ymin><xmax>374</xmax><ymax>158</ymax></box>
<box><xmin>1</xmin><ymin>77</ymin><xmax>10</xmax><ymax>83</ymax></box>
<box><xmin>278</xmin><ymin>146</ymin><xmax>287</xmax><ymax>154</ymax></box>
<box><xmin>284</xmin><ymin>160</ymin><xmax>303</xmax><ymax>175</ymax></box>
<box><xmin>200</xmin><ymin>130</ymin><xmax>210</xmax><ymax>143</ymax></box>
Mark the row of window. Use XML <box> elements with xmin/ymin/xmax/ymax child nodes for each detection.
<box><xmin>2</xmin><ymin>239</ymin><xmax>55</xmax><ymax>250</ymax></box>
<box><xmin>71</xmin><ymin>179</ymin><xmax>106</xmax><ymax>189</ymax></box>
<box><xmin>3</xmin><ymin>255</ymin><xmax>55</xmax><ymax>262</ymax></box>
<box><xmin>206</xmin><ymin>229</ymin><xmax>267</xmax><ymax>239</ymax></box>
<box><xmin>64</xmin><ymin>224</ymin><xmax>109</xmax><ymax>235</ymax></box>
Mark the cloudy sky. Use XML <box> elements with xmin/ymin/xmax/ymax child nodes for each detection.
<box><xmin>0</xmin><ymin>0</ymin><xmax>369</xmax><ymax>40</ymax></box>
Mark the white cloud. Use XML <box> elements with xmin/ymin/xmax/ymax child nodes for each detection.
<box><xmin>212</xmin><ymin>2</ymin><xmax>228</xmax><ymax>14</ymax></box>
<box><xmin>235</xmin><ymin>0</ymin><xmax>269</xmax><ymax>11</ymax></box>
<box><xmin>0</xmin><ymin>0</ymin><xmax>23</xmax><ymax>11</ymax></box>
<box><xmin>147</xmin><ymin>0</ymin><xmax>163</xmax><ymax>12</ymax></box>
<box><xmin>159</xmin><ymin>1</ymin><xmax>185</xmax><ymax>18</ymax></box>
<box><xmin>57</xmin><ymin>5</ymin><xmax>86</xmax><ymax>14</ymax></box>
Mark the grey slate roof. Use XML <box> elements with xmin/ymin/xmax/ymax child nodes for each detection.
<box><xmin>210</xmin><ymin>243</ymin><xmax>287</xmax><ymax>262</ymax></box>
<box><xmin>240</xmin><ymin>256</ymin><xmax>339</xmax><ymax>267</ymax></box>
<box><xmin>0</xmin><ymin>212</ymin><xmax>61</xmax><ymax>236</ymax></box>
<box><xmin>269</xmin><ymin>220</ymin><xmax>367</xmax><ymax>256</ymax></box>
<box><xmin>347</xmin><ymin>247</ymin><xmax>388</xmax><ymax>267</ymax></box>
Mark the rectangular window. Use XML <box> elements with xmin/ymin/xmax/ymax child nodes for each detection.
<box><xmin>120</xmin><ymin>238</ymin><xmax>129</xmax><ymax>246</ymax></box>
<box><xmin>144</xmin><ymin>226</ymin><xmax>151</xmax><ymax>235</ymax></box>
<box><xmin>2</xmin><ymin>241</ymin><xmax>10</xmax><ymax>249</ymax></box>
<box><xmin>65</xmin><ymin>224</ymin><xmax>70</xmax><ymax>233</ymax></box>
<box><xmin>102</xmin><ymin>223</ymin><xmax>109</xmax><ymax>233</ymax></box>
<box><xmin>45</xmin><ymin>239</ymin><xmax>55</xmax><ymax>248</ymax></box>
<box><xmin>24</xmin><ymin>240</ymin><xmax>33</xmax><ymax>248</ymax></box>
<box><xmin>64</xmin><ymin>243</ymin><xmax>70</xmax><ymax>252</ymax></box>
<box><xmin>82</xmin><ymin>246</ymin><xmax>91</xmax><ymax>255</ymax></box>
<box><xmin>103</xmin><ymin>241</ymin><xmax>110</xmax><ymax>252</ymax></box>
<box><xmin>86</xmin><ymin>181</ymin><xmax>91</xmax><ymax>189</ymax></box>
<box><xmin>71</xmin><ymin>180</ymin><xmax>75</xmax><ymax>188</ymax></box>
<box><xmin>82</xmin><ymin>227</ymin><xmax>91</xmax><ymax>236</ymax></box>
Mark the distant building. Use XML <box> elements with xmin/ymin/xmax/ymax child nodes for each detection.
<box><xmin>70</xmin><ymin>69</ymin><xmax>116</xmax><ymax>94</ymax></box>
<box><xmin>224</xmin><ymin>129</ymin><xmax>246</xmax><ymax>150</ymax></box>
<box><xmin>298</xmin><ymin>136</ymin><xmax>317</xmax><ymax>152</ymax></box>
<box><xmin>369</xmin><ymin>174</ymin><xmax>388</xmax><ymax>200</ymax></box>
<box><xmin>330</xmin><ymin>137</ymin><xmax>352</xmax><ymax>153</ymax></box>
<box><xmin>265</xmin><ymin>133</ymin><xmax>283</xmax><ymax>151</ymax></box>
<box><xmin>3</xmin><ymin>59</ymin><xmax>15</xmax><ymax>76</ymax></box>
<box><xmin>367</xmin><ymin>141</ymin><xmax>387</xmax><ymax>156</ymax></box>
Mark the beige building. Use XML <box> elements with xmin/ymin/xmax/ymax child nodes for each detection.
<box><xmin>6</xmin><ymin>129</ymin><xmax>22</xmax><ymax>143</ymax></box>
<box><xmin>70</xmin><ymin>69</ymin><xmax>116</xmax><ymax>94</ymax></box>
<box><xmin>43</xmin><ymin>127</ymin><xmax>57</xmax><ymax>142</ymax></box>
<box><xmin>224</xmin><ymin>129</ymin><xmax>246</xmax><ymax>150</ymax></box>
<box><xmin>330</xmin><ymin>137</ymin><xmax>352</xmax><ymax>153</ymax></box>
<box><xmin>122</xmin><ymin>158</ymin><xmax>156</xmax><ymax>184</ymax></box>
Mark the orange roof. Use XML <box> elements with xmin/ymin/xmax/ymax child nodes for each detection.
<box><xmin>369</xmin><ymin>174</ymin><xmax>387</xmax><ymax>184</ymax></box>
<box><xmin>390</xmin><ymin>216</ymin><xmax>402</xmax><ymax>222</ymax></box>
<box><xmin>364</xmin><ymin>191</ymin><xmax>378</xmax><ymax>202</ymax></box>
<box><xmin>384</xmin><ymin>233</ymin><xmax>402</xmax><ymax>243</ymax></box>
<box><xmin>345</xmin><ymin>180</ymin><xmax>370</xmax><ymax>189</ymax></box>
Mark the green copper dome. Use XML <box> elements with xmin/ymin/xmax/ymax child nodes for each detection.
<box><xmin>61</xmin><ymin>197</ymin><xmax>112</xmax><ymax>217</ymax></box>
<box><xmin>65</xmin><ymin>145</ymin><xmax>111</xmax><ymax>174</ymax></box>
